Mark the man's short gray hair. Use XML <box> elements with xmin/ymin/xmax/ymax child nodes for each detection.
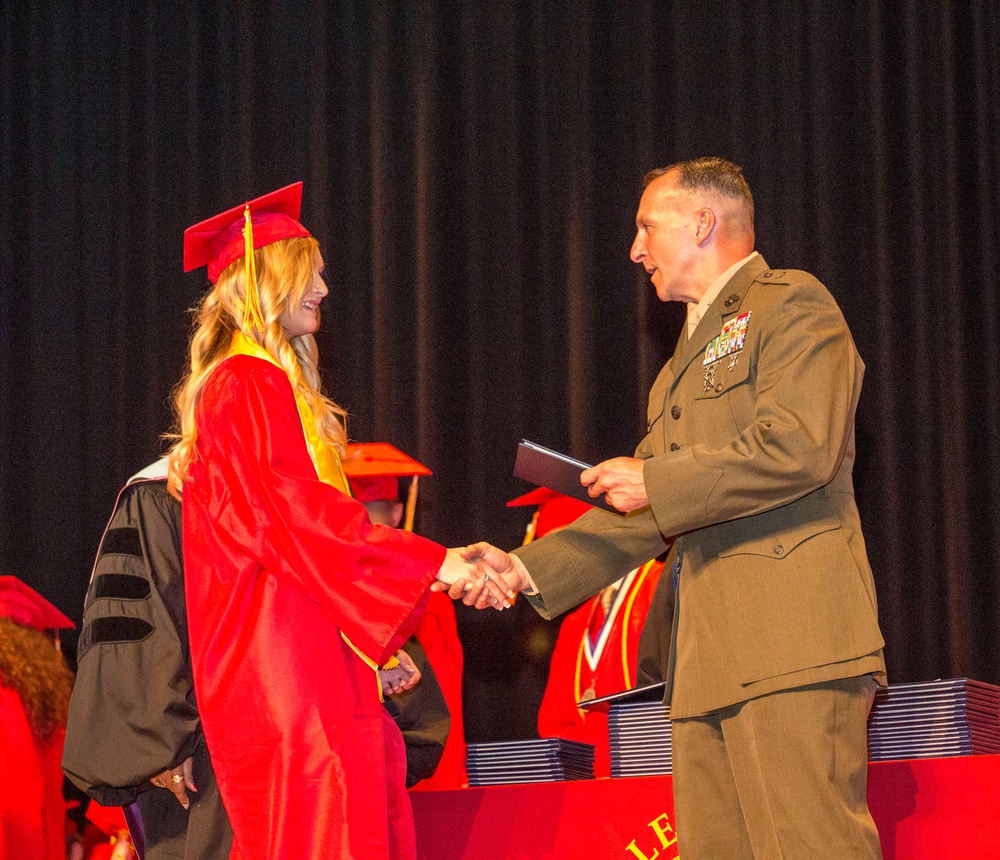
<box><xmin>644</xmin><ymin>156</ymin><xmax>754</xmax><ymax>227</ymax></box>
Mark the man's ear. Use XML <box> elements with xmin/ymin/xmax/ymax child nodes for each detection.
<box><xmin>694</xmin><ymin>207</ymin><xmax>717</xmax><ymax>246</ymax></box>
<box><xmin>391</xmin><ymin>500</ymin><xmax>405</xmax><ymax>529</ymax></box>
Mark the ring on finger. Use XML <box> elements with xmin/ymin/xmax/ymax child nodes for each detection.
<box><xmin>483</xmin><ymin>573</ymin><xmax>491</xmax><ymax>583</ymax></box>
<box><xmin>170</xmin><ymin>774</ymin><xmax>185</xmax><ymax>785</ymax></box>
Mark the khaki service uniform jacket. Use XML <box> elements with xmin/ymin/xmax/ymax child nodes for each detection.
<box><xmin>516</xmin><ymin>255</ymin><xmax>885</xmax><ymax>719</ymax></box>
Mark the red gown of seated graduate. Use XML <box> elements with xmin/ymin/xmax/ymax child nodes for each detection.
<box><xmin>183</xmin><ymin>353</ymin><xmax>444</xmax><ymax>860</ymax></box>
<box><xmin>410</xmin><ymin>592</ymin><xmax>467</xmax><ymax>789</ymax></box>
<box><xmin>0</xmin><ymin>579</ymin><xmax>74</xmax><ymax>860</ymax></box>
<box><xmin>536</xmin><ymin>559</ymin><xmax>663</xmax><ymax>778</ymax></box>
<box><xmin>0</xmin><ymin>688</ymin><xmax>66</xmax><ymax>860</ymax></box>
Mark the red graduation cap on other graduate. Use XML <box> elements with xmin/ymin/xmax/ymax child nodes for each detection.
<box><xmin>0</xmin><ymin>575</ymin><xmax>74</xmax><ymax>631</ymax></box>
<box><xmin>343</xmin><ymin>442</ymin><xmax>433</xmax><ymax>503</ymax></box>
<box><xmin>183</xmin><ymin>181</ymin><xmax>311</xmax><ymax>284</ymax></box>
<box><xmin>506</xmin><ymin>487</ymin><xmax>591</xmax><ymax>542</ymax></box>
<box><xmin>343</xmin><ymin>443</ymin><xmax>432</xmax><ymax>532</ymax></box>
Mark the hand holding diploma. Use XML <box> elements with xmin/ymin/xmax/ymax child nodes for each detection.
<box><xmin>581</xmin><ymin>456</ymin><xmax>649</xmax><ymax>513</ymax></box>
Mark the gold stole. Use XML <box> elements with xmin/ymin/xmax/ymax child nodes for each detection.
<box><xmin>226</xmin><ymin>332</ymin><xmax>397</xmax><ymax>697</ymax></box>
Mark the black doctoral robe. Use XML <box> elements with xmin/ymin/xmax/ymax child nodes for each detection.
<box><xmin>63</xmin><ymin>469</ymin><xmax>451</xmax><ymax>859</ymax></box>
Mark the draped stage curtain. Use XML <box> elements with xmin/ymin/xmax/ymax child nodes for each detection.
<box><xmin>1</xmin><ymin>1</ymin><xmax>998</xmax><ymax>741</ymax></box>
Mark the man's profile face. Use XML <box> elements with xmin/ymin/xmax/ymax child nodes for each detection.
<box><xmin>629</xmin><ymin>171</ymin><xmax>701</xmax><ymax>304</ymax></box>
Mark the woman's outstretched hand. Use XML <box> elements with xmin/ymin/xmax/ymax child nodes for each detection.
<box><xmin>432</xmin><ymin>547</ymin><xmax>517</xmax><ymax>609</ymax></box>
<box><xmin>431</xmin><ymin>543</ymin><xmax>533</xmax><ymax>610</ymax></box>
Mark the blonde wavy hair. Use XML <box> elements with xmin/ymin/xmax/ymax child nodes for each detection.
<box><xmin>0</xmin><ymin>618</ymin><xmax>74</xmax><ymax>744</ymax></box>
<box><xmin>167</xmin><ymin>236</ymin><xmax>347</xmax><ymax>497</ymax></box>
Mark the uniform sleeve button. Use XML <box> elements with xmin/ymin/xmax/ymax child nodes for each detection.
<box><xmin>670</xmin><ymin>405</ymin><xmax>682</xmax><ymax>419</ymax></box>
<box><xmin>774</xmin><ymin>544</ymin><xmax>785</xmax><ymax>556</ymax></box>
<box><xmin>714</xmin><ymin>383</ymin><xmax>723</xmax><ymax>393</ymax></box>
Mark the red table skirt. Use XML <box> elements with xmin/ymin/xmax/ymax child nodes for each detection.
<box><xmin>411</xmin><ymin>755</ymin><xmax>1000</xmax><ymax>859</ymax></box>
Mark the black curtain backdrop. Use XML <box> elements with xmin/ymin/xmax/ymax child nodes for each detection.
<box><xmin>2</xmin><ymin>2</ymin><xmax>998</xmax><ymax>742</ymax></box>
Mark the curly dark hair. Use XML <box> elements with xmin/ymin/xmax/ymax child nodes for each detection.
<box><xmin>0</xmin><ymin>617</ymin><xmax>74</xmax><ymax>743</ymax></box>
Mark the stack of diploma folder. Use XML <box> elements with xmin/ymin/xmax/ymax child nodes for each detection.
<box><xmin>576</xmin><ymin>681</ymin><xmax>674</xmax><ymax>778</ymax></box>
<box><xmin>465</xmin><ymin>738</ymin><xmax>596</xmax><ymax>785</ymax></box>
<box><xmin>866</xmin><ymin>677</ymin><xmax>1000</xmax><ymax>761</ymax></box>
<box><xmin>607</xmin><ymin>697</ymin><xmax>673</xmax><ymax>778</ymax></box>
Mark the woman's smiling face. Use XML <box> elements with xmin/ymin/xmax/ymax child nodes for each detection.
<box><xmin>280</xmin><ymin>250</ymin><xmax>328</xmax><ymax>338</ymax></box>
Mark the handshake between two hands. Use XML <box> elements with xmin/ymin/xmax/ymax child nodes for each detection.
<box><xmin>431</xmin><ymin>543</ymin><xmax>532</xmax><ymax>611</ymax></box>
<box><xmin>429</xmin><ymin>455</ymin><xmax>651</xmax><ymax>610</ymax></box>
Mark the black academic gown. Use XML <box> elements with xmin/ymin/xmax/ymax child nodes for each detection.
<box><xmin>62</xmin><ymin>476</ymin><xmax>232</xmax><ymax>860</ymax></box>
<box><xmin>63</xmin><ymin>470</ymin><xmax>451</xmax><ymax>859</ymax></box>
<box><xmin>634</xmin><ymin>546</ymin><xmax>677</xmax><ymax>688</ymax></box>
<box><xmin>384</xmin><ymin>637</ymin><xmax>451</xmax><ymax>788</ymax></box>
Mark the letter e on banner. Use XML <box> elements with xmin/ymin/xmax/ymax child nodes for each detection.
<box><xmin>625</xmin><ymin>812</ymin><xmax>680</xmax><ymax>860</ymax></box>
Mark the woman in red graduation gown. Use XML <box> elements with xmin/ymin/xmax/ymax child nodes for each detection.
<box><xmin>0</xmin><ymin>577</ymin><xmax>75</xmax><ymax>860</ymax></box>
<box><xmin>167</xmin><ymin>183</ymin><xmax>500</xmax><ymax>860</ymax></box>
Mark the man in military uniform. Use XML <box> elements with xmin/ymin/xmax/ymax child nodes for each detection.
<box><xmin>455</xmin><ymin>157</ymin><xmax>885</xmax><ymax>859</ymax></box>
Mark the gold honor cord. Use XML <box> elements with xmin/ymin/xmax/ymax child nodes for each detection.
<box><xmin>242</xmin><ymin>206</ymin><xmax>266</xmax><ymax>333</ymax></box>
<box><xmin>618</xmin><ymin>560</ymin><xmax>657</xmax><ymax>689</ymax></box>
<box><xmin>522</xmin><ymin>510</ymin><xmax>540</xmax><ymax>546</ymax></box>
<box><xmin>227</xmin><ymin>332</ymin><xmax>390</xmax><ymax>699</ymax></box>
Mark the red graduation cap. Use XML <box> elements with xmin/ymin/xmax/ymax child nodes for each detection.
<box><xmin>506</xmin><ymin>487</ymin><xmax>591</xmax><ymax>541</ymax></box>
<box><xmin>343</xmin><ymin>443</ymin><xmax>432</xmax><ymax>533</ymax></box>
<box><xmin>183</xmin><ymin>181</ymin><xmax>311</xmax><ymax>284</ymax></box>
<box><xmin>0</xmin><ymin>575</ymin><xmax>74</xmax><ymax>631</ymax></box>
<box><xmin>506</xmin><ymin>487</ymin><xmax>563</xmax><ymax>508</ymax></box>
<box><xmin>343</xmin><ymin>443</ymin><xmax>432</xmax><ymax>503</ymax></box>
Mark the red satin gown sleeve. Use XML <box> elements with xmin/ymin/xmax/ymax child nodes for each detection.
<box><xmin>182</xmin><ymin>355</ymin><xmax>445</xmax><ymax>860</ymax></box>
<box><xmin>536</xmin><ymin>601</ymin><xmax>596</xmax><ymax>740</ymax></box>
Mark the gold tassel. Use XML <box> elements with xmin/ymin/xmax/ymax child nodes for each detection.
<box><xmin>522</xmin><ymin>510</ymin><xmax>540</xmax><ymax>545</ymax></box>
<box><xmin>403</xmin><ymin>475</ymin><xmax>419</xmax><ymax>532</ymax></box>
<box><xmin>242</xmin><ymin>205</ymin><xmax>266</xmax><ymax>332</ymax></box>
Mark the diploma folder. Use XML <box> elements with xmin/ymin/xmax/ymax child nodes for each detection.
<box><xmin>575</xmin><ymin>681</ymin><xmax>668</xmax><ymax>714</ymax></box>
<box><xmin>513</xmin><ymin>440</ymin><xmax>625</xmax><ymax>516</ymax></box>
